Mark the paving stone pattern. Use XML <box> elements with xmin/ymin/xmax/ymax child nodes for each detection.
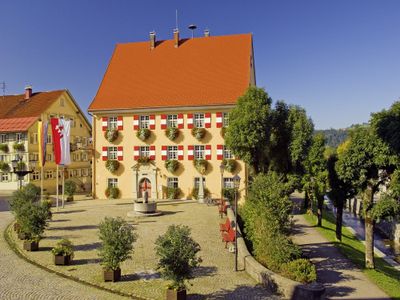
<box><xmin>5</xmin><ymin>196</ymin><xmax>278</xmax><ymax>300</ymax></box>
<box><xmin>0</xmin><ymin>195</ymin><xmax>128</xmax><ymax>300</ymax></box>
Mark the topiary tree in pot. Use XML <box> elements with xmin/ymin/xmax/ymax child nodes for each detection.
<box><xmin>222</xmin><ymin>159</ymin><xmax>237</xmax><ymax>173</ymax></box>
<box><xmin>98</xmin><ymin>217</ymin><xmax>137</xmax><ymax>282</ymax></box>
<box><xmin>52</xmin><ymin>238</ymin><xmax>74</xmax><ymax>265</ymax></box>
<box><xmin>104</xmin><ymin>129</ymin><xmax>119</xmax><ymax>143</ymax></box>
<box><xmin>105</xmin><ymin>186</ymin><xmax>120</xmax><ymax>199</ymax></box>
<box><xmin>155</xmin><ymin>225</ymin><xmax>201</xmax><ymax>300</ymax></box>
<box><xmin>193</xmin><ymin>159</ymin><xmax>208</xmax><ymax>174</ymax></box>
<box><xmin>165</xmin><ymin>127</ymin><xmax>179</xmax><ymax>141</ymax></box>
<box><xmin>167</xmin><ymin>187</ymin><xmax>181</xmax><ymax>200</ymax></box>
<box><xmin>105</xmin><ymin>159</ymin><xmax>120</xmax><ymax>173</ymax></box>
<box><xmin>165</xmin><ymin>159</ymin><xmax>179</xmax><ymax>173</ymax></box>
<box><xmin>191</xmin><ymin>127</ymin><xmax>206</xmax><ymax>141</ymax></box>
<box><xmin>137</xmin><ymin>128</ymin><xmax>151</xmax><ymax>141</ymax></box>
<box><xmin>0</xmin><ymin>161</ymin><xmax>10</xmax><ymax>173</ymax></box>
<box><xmin>64</xmin><ymin>180</ymin><xmax>77</xmax><ymax>202</ymax></box>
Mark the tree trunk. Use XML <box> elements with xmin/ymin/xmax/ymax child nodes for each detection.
<box><xmin>317</xmin><ymin>196</ymin><xmax>323</xmax><ymax>227</ymax></box>
<box><xmin>303</xmin><ymin>190</ymin><xmax>309</xmax><ymax>210</ymax></box>
<box><xmin>335</xmin><ymin>199</ymin><xmax>344</xmax><ymax>241</ymax></box>
<box><xmin>363</xmin><ymin>188</ymin><xmax>375</xmax><ymax>269</ymax></box>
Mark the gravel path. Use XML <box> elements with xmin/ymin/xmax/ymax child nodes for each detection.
<box><xmin>0</xmin><ymin>195</ymin><xmax>128</xmax><ymax>300</ymax></box>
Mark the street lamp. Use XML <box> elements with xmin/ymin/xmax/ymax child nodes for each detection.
<box><xmin>11</xmin><ymin>154</ymin><xmax>36</xmax><ymax>189</ymax></box>
<box><xmin>219</xmin><ymin>163</ymin><xmax>225</xmax><ymax>206</ymax></box>
<box><xmin>232</xmin><ymin>174</ymin><xmax>241</xmax><ymax>272</ymax></box>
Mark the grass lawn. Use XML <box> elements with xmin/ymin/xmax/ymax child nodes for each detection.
<box><xmin>303</xmin><ymin>211</ymin><xmax>400</xmax><ymax>299</ymax></box>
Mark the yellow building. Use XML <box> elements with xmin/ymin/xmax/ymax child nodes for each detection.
<box><xmin>0</xmin><ymin>87</ymin><xmax>92</xmax><ymax>193</ymax></box>
<box><xmin>89</xmin><ymin>31</ymin><xmax>255</xmax><ymax>200</ymax></box>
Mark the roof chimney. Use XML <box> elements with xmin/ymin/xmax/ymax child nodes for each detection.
<box><xmin>204</xmin><ymin>29</ymin><xmax>210</xmax><ymax>37</ymax></box>
<box><xmin>173</xmin><ymin>28</ymin><xmax>179</xmax><ymax>48</ymax></box>
<box><xmin>25</xmin><ymin>85</ymin><xmax>32</xmax><ymax>100</ymax></box>
<box><xmin>149</xmin><ymin>31</ymin><xmax>156</xmax><ymax>50</ymax></box>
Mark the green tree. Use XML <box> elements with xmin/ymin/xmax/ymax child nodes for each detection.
<box><xmin>225</xmin><ymin>86</ymin><xmax>272</xmax><ymax>174</ymax></box>
<box><xmin>304</xmin><ymin>134</ymin><xmax>328</xmax><ymax>226</ymax></box>
<box><xmin>336</xmin><ymin>126</ymin><xmax>398</xmax><ymax>268</ymax></box>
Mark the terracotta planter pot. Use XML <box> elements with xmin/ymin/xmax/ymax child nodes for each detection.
<box><xmin>103</xmin><ymin>268</ymin><xmax>121</xmax><ymax>282</ymax></box>
<box><xmin>66</xmin><ymin>196</ymin><xmax>74</xmax><ymax>202</ymax></box>
<box><xmin>54</xmin><ymin>255</ymin><xmax>71</xmax><ymax>265</ymax></box>
<box><xmin>166</xmin><ymin>289</ymin><xmax>186</xmax><ymax>300</ymax></box>
<box><xmin>18</xmin><ymin>232</ymin><xmax>28</xmax><ymax>240</ymax></box>
<box><xmin>23</xmin><ymin>241</ymin><xmax>39</xmax><ymax>251</ymax></box>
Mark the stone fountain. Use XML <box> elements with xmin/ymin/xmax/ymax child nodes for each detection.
<box><xmin>127</xmin><ymin>183</ymin><xmax>162</xmax><ymax>217</ymax></box>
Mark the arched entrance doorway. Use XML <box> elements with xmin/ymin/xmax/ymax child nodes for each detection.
<box><xmin>138</xmin><ymin>178</ymin><xmax>151</xmax><ymax>198</ymax></box>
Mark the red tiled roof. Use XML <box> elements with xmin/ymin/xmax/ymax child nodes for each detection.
<box><xmin>0</xmin><ymin>90</ymin><xmax>65</xmax><ymax>119</ymax></box>
<box><xmin>0</xmin><ymin>117</ymin><xmax>37</xmax><ymax>132</ymax></box>
<box><xmin>89</xmin><ymin>33</ymin><xmax>253</xmax><ymax>111</ymax></box>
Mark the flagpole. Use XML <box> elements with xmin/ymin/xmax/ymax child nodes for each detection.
<box><xmin>62</xmin><ymin>166</ymin><xmax>65</xmax><ymax>208</ymax></box>
<box><xmin>56</xmin><ymin>164</ymin><xmax>59</xmax><ymax>210</ymax></box>
<box><xmin>40</xmin><ymin>165</ymin><xmax>44</xmax><ymax>202</ymax></box>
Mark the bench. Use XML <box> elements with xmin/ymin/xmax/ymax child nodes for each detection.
<box><xmin>219</xmin><ymin>218</ymin><xmax>230</xmax><ymax>232</ymax></box>
<box><xmin>222</xmin><ymin>228</ymin><xmax>236</xmax><ymax>248</ymax></box>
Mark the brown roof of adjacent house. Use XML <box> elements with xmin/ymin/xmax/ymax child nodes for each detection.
<box><xmin>89</xmin><ymin>33</ymin><xmax>253</xmax><ymax>111</ymax></box>
<box><xmin>0</xmin><ymin>90</ymin><xmax>65</xmax><ymax>132</ymax></box>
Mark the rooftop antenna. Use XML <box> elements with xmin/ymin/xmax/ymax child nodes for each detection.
<box><xmin>0</xmin><ymin>81</ymin><xmax>5</xmax><ymax>100</ymax></box>
<box><xmin>188</xmin><ymin>24</ymin><xmax>197</xmax><ymax>39</ymax></box>
<box><xmin>175</xmin><ymin>9</ymin><xmax>179</xmax><ymax>30</ymax></box>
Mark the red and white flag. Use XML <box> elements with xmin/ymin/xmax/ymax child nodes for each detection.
<box><xmin>51</xmin><ymin>118</ymin><xmax>71</xmax><ymax>166</ymax></box>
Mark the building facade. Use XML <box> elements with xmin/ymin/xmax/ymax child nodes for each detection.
<box><xmin>0</xmin><ymin>88</ymin><xmax>92</xmax><ymax>193</ymax></box>
<box><xmin>89</xmin><ymin>31</ymin><xmax>255</xmax><ymax>200</ymax></box>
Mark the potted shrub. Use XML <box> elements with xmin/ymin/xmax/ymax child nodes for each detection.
<box><xmin>191</xmin><ymin>127</ymin><xmax>206</xmax><ymax>141</ymax></box>
<box><xmin>19</xmin><ymin>201</ymin><xmax>51</xmax><ymax>251</ymax></box>
<box><xmin>104</xmin><ymin>129</ymin><xmax>119</xmax><ymax>143</ymax></box>
<box><xmin>165</xmin><ymin>127</ymin><xmax>179</xmax><ymax>141</ymax></box>
<box><xmin>0</xmin><ymin>143</ymin><xmax>9</xmax><ymax>153</ymax></box>
<box><xmin>52</xmin><ymin>239</ymin><xmax>74</xmax><ymax>265</ymax></box>
<box><xmin>98</xmin><ymin>217</ymin><xmax>137</xmax><ymax>282</ymax></box>
<box><xmin>222</xmin><ymin>159</ymin><xmax>237</xmax><ymax>173</ymax></box>
<box><xmin>105</xmin><ymin>159</ymin><xmax>120</xmax><ymax>173</ymax></box>
<box><xmin>190</xmin><ymin>187</ymin><xmax>210</xmax><ymax>200</ymax></box>
<box><xmin>167</xmin><ymin>187</ymin><xmax>181</xmax><ymax>200</ymax></box>
<box><xmin>193</xmin><ymin>159</ymin><xmax>208</xmax><ymax>174</ymax></box>
<box><xmin>0</xmin><ymin>161</ymin><xmax>10</xmax><ymax>173</ymax></box>
<box><xmin>13</xmin><ymin>143</ymin><xmax>25</xmax><ymax>152</ymax></box>
<box><xmin>64</xmin><ymin>180</ymin><xmax>77</xmax><ymax>202</ymax></box>
<box><xmin>165</xmin><ymin>159</ymin><xmax>179</xmax><ymax>173</ymax></box>
<box><xmin>155</xmin><ymin>225</ymin><xmax>201</xmax><ymax>300</ymax></box>
<box><xmin>137</xmin><ymin>128</ymin><xmax>151</xmax><ymax>141</ymax></box>
<box><xmin>105</xmin><ymin>186</ymin><xmax>120</xmax><ymax>199</ymax></box>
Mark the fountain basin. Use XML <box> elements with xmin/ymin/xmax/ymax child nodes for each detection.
<box><xmin>127</xmin><ymin>200</ymin><xmax>162</xmax><ymax>217</ymax></box>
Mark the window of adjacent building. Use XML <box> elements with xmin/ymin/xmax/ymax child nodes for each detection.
<box><xmin>194</xmin><ymin>177</ymin><xmax>206</xmax><ymax>188</ymax></box>
<box><xmin>1</xmin><ymin>173</ymin><xmax>9</xmax><ymax>182</ymax></box>
<box><xmin>82</xmin><ymin>168</ymin><xmax>88</xmax><ymax>177</ymax></box>
<box><xmin>73</xmin><ymin>169</ymin><xmax>78</xmax><ymax>177</ymax></box>
<box><xmin>31</xmin><ymin>171</ymin><xmax>40</xmax><ymax>181</ymax></box>
<box><xmin>70</xmin><ymin>117</ymin><xmax>76</xmax><ymax>128</ymax></box>
<box><xmin>82</xmin><ymin>152</ymin><xmax>88</xmax><ymax>161</ymax></box>
<box><xmin>194</xmin><ymin>145</ymin><xmax>205</xmax><ymax>159</ymax></box>
<box><xmin>29</xmin><ymin>153</ymin><xmax>39</xmax><ymax>161</ymax></box>
<box><xmin>167</xmin><ymin>114</ymin><xmax>178</xmax><ymax>128</ymax></box>
<box><xmin>223</xmin><ymin>146</ymin><xmax>233</xmax><ymax>159</ymax></box>
<box><xmin>140</xmin><ymin>146</ymin><xmax>150</xmax><ymax>157</ymax></box>
<box><xmin>108</xmin><ymin>178</ymin><xmax>118</xmax><ymax>188</ymax></box>
<box><xmin>223</xmin><ymin>112</ymin><xmax>229</xmax><ymax>127</ymax></box>
<box><xmin>140</xmin><ymin>115</ymin><xmax>150</xmax><ymax>129</ymax></box>
<box><xmin>108</xmin><ymin>147</ymin><xmax>118</xmax><ymax>160</ymax></box>
<box><xmin>47</xmin><ymin>134</ymin><xmax>52</xmax><ymax>144</ymax></box>
<box><xmin>223</xmin><ymin>177</ymin><xmax>234</xmax><ymax>188</ymax></box>
<box><xmin>82</xmin><ymin>137</ymin><xmax>88</xmax><ymax>146</ymax></box>
<box><xmin>60</xmin><ymin>98</ymin><xmax>64</xmax><ymax>107</ymax></box>
<box><xmin>167</xmin><ymin>146</ymin><xmax>178</xmax><ymax>160</ymax></box>
<box><xmin>16</xmin><ymin>133</ymin><xmax>23</xmax><ymax>143</ymax></box>
<box><xmin>108</xmin><ymin>116</ymin><xmax>118</xmax><ymax>130</ymax></box>
<box><xmin>31</xmin><ymin>133</ymin><xmax>38</xmax><ymax>144</ymax></box>
<box><xmin>0</xmin><ymin>134</ymin><xmax>8</xmax><ymax>143</ymax></box>
<box><xmin>194</xmin><ymin>113</ymin><xmax>205</xmax><ymax>128</ymax></box>
<box><xmin>167</xmin><ymin>177</ymin><xmax>178</xmax><ymax>188</ymax></box>
<box><xmin>46</xmin><ymin>170</ymin><xmax>53</xmax><ymax>179</ymax></box>
<box><xmin>0</xmin><ymin>155</ymin><xmax>8</xmax><ymax>162</ymax></box>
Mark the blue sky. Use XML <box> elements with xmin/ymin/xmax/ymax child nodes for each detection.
<box><xmin>1</xmin><ymin>0</ymin><xmax>399</xmax><ymax>129</ymax></box>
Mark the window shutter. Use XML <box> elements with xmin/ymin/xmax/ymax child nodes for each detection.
<box><xmin>216</xmin><ymin>112</ymin><xmax>223</xmax><ymax>128</ymax></box>
<box><xmin>117</xmin><ymin>146</ymin><xmax>123</xmax><ymax>161</ymax></box>
<box><xmin>102</xmin><ymin>117</ymin><xmax>108</xmax><ymax>131</ymax></box>
<box><xmin>205</xmin><ymin>113</ymin><xmax>211</xmax><ymax>128</ymax></box>
<box><xmin>133</xmin><ymin>146</ymin><xmax>140</xmax><ymax>160</ymax></box>
<box><xmin>177</xmin><ymin>114</ymin><xmax>184</xmax><ymax>129</ymax></box>
<box><xmin>150</xmin><ymin>145</ymin><xmax>156</xmax><ymax>160</ymax></box>
<box><xmin>188</xmin><ymin>145</ymin><xmax>194</xmax><ymax>160</ymax></box>
<box><xmin>187</xmin><ymin>113</ymin><xmax>193</xmax><ymax>129</ymax></box>
<box><xmin>117</xmin><ymin>116</ymin><xmax>123</xmax><ymax>130</ymax></box>
<box><xmin>149</xmin><ymin>115</ymin><xmax>156</xmax><ymax>130</ymax></box>
<box><xmin>217</xmin><ymin>144</ymin><xmax>224</xmax><ymax>160</ymax></box>
<box><xmin>102</xmin><ymin>146</ymin><xmax>108</xmax><ymax>161</ymax></box>
<box><xmin>133</xmin><ymin>115</ymin><xmax>139</xmax><ymax>130</ymax></box>
<box><xmin>161</xmin><ymin>145</ymin><xmax>167</xmax><ymax>160</ymax></box>
<box><xmin>205</xmin><ymin>145</ymin><xmax>212</xmax><ymax>160</ymax></box>
<box><xmin>161</xmin><ymin>114</ymin><xmax>167</xmax><ymax>130</ymax></box>
<box><xmin>178</xmin><ymin>145</ymin><xmax>184</xmax><ymax>160</ymax></box>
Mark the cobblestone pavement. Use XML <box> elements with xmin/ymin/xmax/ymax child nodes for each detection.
<box><xmin>7</xmin><ymin>196</ymin><xmax>278</xmax><ymax>300</ymax></box>
<box><xmin>0</xmin><ymin>194</ymin><xmax>129</xmax><ymax>300</ymax></box>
